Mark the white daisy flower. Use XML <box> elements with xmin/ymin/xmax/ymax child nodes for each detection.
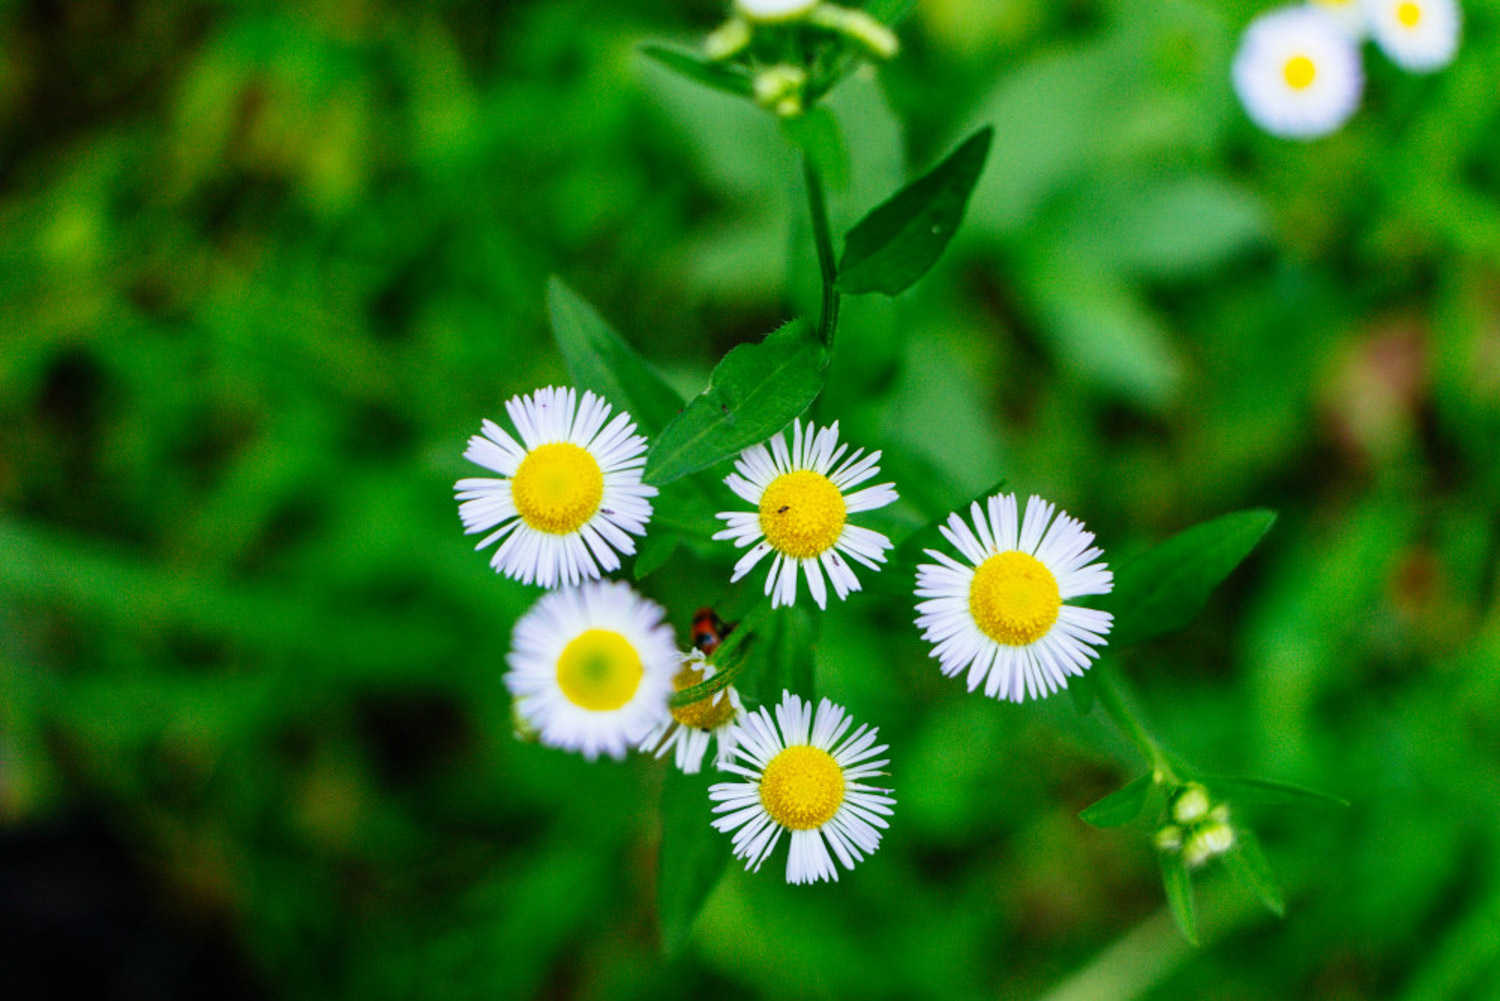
<box><xmin>1311</xmin><ymin>0</ymin><xmax>1368</xmax><ymax>36</ymax></box>
<box><xmin>1232</xmin><ymin>6</ymin><xmax>1364</xmax><ymax>140</ymax></box>
<box><xmin>710</xmin><ymin>691</ymin><xmax>894</xmax><ymax>884</ymax></box>
<box><xmin>1366</xmin><ymin>0</ymin><xmax>1460</xmax><ymax>72</ymax></box>
<box><xmin>638</xmin><ymin>651</ymin><xmax>747</xmax><ymax>774</ymax></box>
<box><xmin>505</xmin><ymin>581</ymin><xmax>678</xmax><ymax>760</ymax></box>
<box><xmin>914</xmin><ymin>494</ymin><xmax>1114</xmax><ymax>703</ymax></box>
<box><xmin>455</xmin><ymin>387</ymin><xmax>657</xmax><ymax>588</ymax></box>
<box><xmin>713</xmin><ymin>419</ymin><xmax>897</xmax><ymax>610</ymax></box>
<box><xmin>735</xmin><ymin>0</ymin><xmax>819</xmax><ymax>23</ymax></box>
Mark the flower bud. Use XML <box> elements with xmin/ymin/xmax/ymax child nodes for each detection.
<box><xmin>1154</xmin><ymin>825</ymin><xmax>1184</xmax><ymax>852</ymax></box>
<box><xmin>753</xmin><ymin>65</ymin><xmax>808</xmax><ymax>115</ymax></box>
<box><xmin>705</xmin><ymin>18</ymin><xmax>752</xmax><ymax>61</ymax></box>
<box><xmin>808</xmin><ymin>6</ymin><xmax>900</xmax><ymax>59</ymax></box>
<box><xmin>1183</xmin><ymin>822</ymin><xmax>1236</xmax><ymax>869</ymax></box>
<box><xmin>1171</xmin><ymin>783</ymin><xmax>1211</xmax><ymax>824</ymax></box>
<box><xmin>735</xmin><ymin>0</ymin><xmax>819</xmax><ymax>23</ymax></box>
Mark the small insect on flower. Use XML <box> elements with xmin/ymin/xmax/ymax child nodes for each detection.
<box><xmin>639</xmin><ymin>649</ymin><xmax>747</xmax><ymax>774</ymax></box>
<box><xmin>714</xmin><ymin>419</ymin><xmax>898</xmax><ymax>610</ymax></box>
<box><xmin>710</xmin><ymin>691</ymin><xmax>894</xmax><ymax>884</ymax></box>
<box><xmin>691</xmin><ymin>607</ymin><xmax>733</xmax><ymax>658</ymax></box>
<box><xmin>914</xmin><ymin>494</ymin><xmax>1114</xmax><ymax>703</ymax></box>
<box><xmin>506</xmin><ymin>581</ymin><xmax>679</xmax><ymax>761</ymax></box>
<box><xmin>1366</xmin><ymin>0</ymin><xmax>1460</xmax><ymax>72</ymax></box>
<box><xmin>1232</xmin><ymin>6</ymin><xmax>1364</xmax><ymax>140</ymax></box>
<box><xmin>455</xmin><ymin>387</ymin><xmax>657</xmax><ymax>589</ymax></box>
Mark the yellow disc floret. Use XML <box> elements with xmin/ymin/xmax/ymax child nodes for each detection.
<box><xmin>1283</xmin><ymin>55</ymin><xmax>1317</xmax><ymax>90</ymax></box>
<box><xmin>669</xmin><ymin>664</ymin><xmax>738</xmax><ymax>731</ymax></box>
<box><xmin>1396</xmin><ymin>1</ymin><xmax>1422</xmax><ymax>27</ymax></box>
<box><xmin>512</xmin><ymin>442</ymin><xmax>604</xmax><ymax>534</ymax></box>
<box><xmin>758</xmin><ymin>470</ymin><xmax>846</xmax><ymax>560</ymax></box>
<box><xmin>556</xmin><ymin>629</ymin><xmax>643</xmax><ymax>711</ymax></box>
<box><xmin>969</xmin><ymin>550</ymin><xmax>1062</xmax><ymax>646</ymax></box>
<box><xmin>759</xmin><ymin>745</ymin><xmax>845</xmax><ymax>830</ymax></box>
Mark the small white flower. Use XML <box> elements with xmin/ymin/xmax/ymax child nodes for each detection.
<box><xmin>1365</xmin><ymin>0</ymin><xmax>1460</xmax><ymax>72</ymax></box>
<box><xmin>710</xmin><ymin>691</ymin><xmax>894</xmax><ymax>884</ymax></box>
<box><xmin>1311</xmin><ymin>0</ymin><xmax>1369</xmax><ymax>36</ymax></box>
<box><xmin>714</xmin><ymin>419</ymin><xmax>897</xmax><ymax>610</ymax></box>
<box><xmin>455</xmin><ymin>387</ymin><xmax>657</xmax><ymax>588</ymax></box>
<box><xmin>1233</xmin><ymin>6</ymin><xmax>1364</xmax><ymax>140</ymax></box>
<box><xmin>638</xmin><ymin>651</ymin><xmax>747</xmax><ymax>774</ymax></box>
<box><xmin>914</xmin><ymin>494</ymin><xmax>1114</xmax><ymax>703</ymax></box>
<box><xmin>735</xmin><ymin>0</ymin><xmax>819</xmax><ymax>23</ymax></box>
<box><xmin>505</xmin><ymin>581</ymin><xmax>678</xmax><ymax>761</ymax></box>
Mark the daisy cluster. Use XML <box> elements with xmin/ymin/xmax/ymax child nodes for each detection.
<box><xmin>455</xmin><ymin>387</ymin><xmax>1116</xmax><ymax>882</ymax></box>
<box><xmin>1233</xmin><ymin>0</ymin><xmax>1461</xmax><ymax>140</ymax></box>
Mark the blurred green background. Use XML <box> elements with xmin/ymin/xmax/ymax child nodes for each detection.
<box><xmin>3</xmin><ymin>0</ymin><xmax>1499</xmax><ymax>997</ymax></box>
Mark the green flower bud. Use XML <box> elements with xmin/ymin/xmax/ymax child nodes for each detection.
<box><xmin>808</xmin><ymin>6</ymin><xmax>900</xmax><ymax>59</ymax></box>
<box><xmin>1171</xmin><ymin>782</ymin><xmax>1212</xmax><ymax>824</ymax></box>
<box><xmin>705</xmin><ymin>18</ymin><xmax>753</xmax><ymax>61</ymax></box>
<box><xmin>1154</xmin><ymin>825</ymin><xmax>1185</xmax><ymax>852</ymax></box>
<box><xmin>753</xmin><ymin>65</ymin><xmax>808</xmax><ymax>114</ymax></box>
<box><xmin>1183</xmin><ymin>822</ymin><xmax>1236</xmax><ymax>869</ymax></box>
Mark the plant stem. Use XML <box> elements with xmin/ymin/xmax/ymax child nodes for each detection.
<box><xmin>803</xmin><ymin>154</ymin><xmax>840</xmax><ymax>349</ymax></box>
<box><xmin>1094</xmin><ymin>664</ymin><xmax>1179</xmax><ymax>786</ymax></box>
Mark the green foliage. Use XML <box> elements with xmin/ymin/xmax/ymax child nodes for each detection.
<box><xmin>644</xmin><ymin>319</ymin><xmax>825</xmax><ymax>485</ymax></box>
<box><xmin>837</xmin><ymin>127</ymin><xmax>993</xmax><ymax>296</ymax></box>
<box><xmin>1079</xmin><ymin>773</ymin><xmax>1154</xmax><ymax>828</ymax></box>
<box><xmin>1105</xmin><ymin>510</ymin><xmax>1278</xmax><ymax>647</ymax></box>
<box><xmin>658</xmin><ymin>769</ymin><xmax>729</xmax><ymax>956</ymax></box>
<box><xmin>1160</xmin><ymin>852</ymin><xmax>1200</xmax><ymax>948</ymax></box>
<box><xmin>1202</xmin><ymin>775</ymin><xmax>1351</xmax><ymax>810</ymax></box>
<box><xmin>1224</xmin><ymin>827</ymin><xmax>1286</xmax><ymax>919</ymax></box>
<box><xmin>638</xmin><ymin>44</ymin><xmax>754</xmax><ymax>100</ymax></box>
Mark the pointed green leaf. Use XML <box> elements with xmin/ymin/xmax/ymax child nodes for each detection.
<box><xmin>548</xmin><ymin>277</ymin><xmax>685</xmax><ymax>435</ymax></box>
<box><xmin>837</xmin><ymin>126</ymin><xmax>992</xmax><ymax>296</ymax></box>
<box><xmin>633</xmin><ymin>531</ymin><xmax>680</xmax><ymax>580</ymax></box>
<box><xmin>1202</xmin><ymin>775</ymin><xmax>1350</xmax><ymax>810</ymax></box>
<box><xmin>1105</xmin><ymin>509</ymin><xmax>1277</xmax><ymax>647</ymax></box>
<box><xmin>644</xmin><ymin>320</ymin><xmax>824</xmax><ymax>485</ymax></box>
<box><xmin>1159</xmin><ymin>853</ymin><xmax>1200</xmax><ymax>947</ymax></box>
<box><xmin>639</xmin><ymin>44</ymin><xmax>753</xmax><ymax>99</ymax></box>
<box><xmin>1223</xmin><ymin>827</ymin><xmax>1286</xmax><ymax>918</ymax></box>
<box><xmin>658</xmin><ymin>769</ymin><xmax>729</xmax><ymax>955</ymax></box>
<box><xmin>1079</xmin><ymin>773</ymin><xmax>1153</xmax><ymax>828</ymax></box>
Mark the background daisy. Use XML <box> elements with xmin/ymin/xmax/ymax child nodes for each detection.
<box><xmin>1232</xmin><ymin>6</ymin><xmax>1364</xmax><ymax>140</ymax></box>
<box><xmin>1312</xmin><ymin>0</ymin><xmax>1369</xmax><ymax>36</ymax></box>
<box><xmin>710</xmin><ymin>692</ymin><xmax>894</xmax><ymax>884</ymax></box>
<box><xmin>638</xmin><ymin>651</ymin><xmax>746</xmax><ymax>773</ymax></box>
<box><xmin>1366</xmin><ymin>0</ymin><xmax>1460</xmax><ymax>71</ymax></box>
<box><xmin>713</xmin><ymin>419</ymin><xmax>897</xmax><ymax>609</ymax></box>
<box><xmin>455</xmin><ymin>386</ymin><xmax>656</xmax><ymax>588</ymax></box>
<box><xmin>506</xmin><ymin>581</ymin><xmax>678</xmax><ymax>760</ymax></box>
<box><xmin>914</xmin><ymin>494</ymin><xmax>1114</xmax><ymax>703</ymax></box>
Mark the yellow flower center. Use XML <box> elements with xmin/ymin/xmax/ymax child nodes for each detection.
<box><xmin>759</xmin><ymin>745</ymin><xmax>845</xmax><ymax>830</ymax></box>
<box><xmin>511</xmin><ymin>442</ymin><xmax>604</xmax><ymax>534</ymax></box>
<box><xmin>668</xmin><ymin>665</ymin><xmax>738</xmax><ymax>731</ymax></box>
<box><xmin>969</xmin><ymin>550</ymin><xmax>1062</xmax><ymax>646</ymax></box>
<box><xmin>1283</xmin><ymin>55</ymin><xmax>1317</xmax><ymax>91</ymax></box>
<box><xmin>555</xmin><ymin>629</ymin><xmax>642</xmax><ymax>711</ymax></box>
<box><xmin>1396</xmin><ymin>1</ymin><xmax>1422</xmax><ymax>27</ymax></box>
<box><xmin>758</xmin><ymin>470</ymin><xmax>846</xmax><ymax>560</ymax></box>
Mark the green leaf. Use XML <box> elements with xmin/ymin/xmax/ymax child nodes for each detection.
<box><xmin>1223</xmin><ymin>827</ymin><xmax>1286</xmax><ymax>918</ymax></box>
<box><xmin>638</xmin><ymin>43</ymin><xmax>753</xmax><ymax>100</ymax></box>
<box><xmin>1105</xmin><ymin>509</ymin><xmax>1277</xmax><ymax>647</ymax></box>
<box><xmin>633</xmin><ymin>531</ymin><xmax>680</xmax><ymax>580</ymax></box>
<box><xmin>1159</xmin><ymin>852</ymin><xmax>1200</xmax><ymax>947</ymax></box>
<box><xmin>781</xmin><ymin>107</ymin><xmax>849</xmax><ymax>192</ymax></box>
<box><xmin>1067</xmin><ymin>671</ymin><xmax>1097</xmax><ymax>715</ymax></box>
<box><xmin>863</xmin><ymin>0</ymin><xmax>918</xmax><ymax>24</ymax></box>
<box><xmin>837</xmin><ymin>126</ymin><xmax>992</xmax><ymax>296</ymax></box>
<box><xmin>1202</xmin><ymin>775</ymin><xmax>1350</xmax><ymax>810</ymax></box>
<box><xmin>1079</xmin><ymin>773</ymin><xmax>1153</xmax><ymax>828</ymax></box>
<box><xmin>742</xmin><ymin>605</ymin><xmax>817</xmax><ymax>707</ymax></box>
<box><xmin>644</xmin><ymin>320</ymin><xmax>825</xmax><ymax>485</ymax></box>
<box><xmin>548</xmin><ymin>277</ymin><xmax>685</xmax><ymax>435</ymax></box>
<box><xmin>658</xmin><ymin>769</ymin><xmax>728</xmax><ymax>955</ymax></box>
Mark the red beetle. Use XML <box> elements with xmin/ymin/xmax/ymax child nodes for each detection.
<box><xmin>691</xmin><ymin>608</ymin><xmax>732</xmax><ymax>658</ymax></box>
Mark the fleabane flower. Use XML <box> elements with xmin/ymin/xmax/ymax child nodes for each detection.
<box><xmin>1365</xmin><ymin>0</ymin><xmax>1460</xmax><ymax>72</ymax></box>
<box><xmin>638</xmin><ymin>651</ymin><xmax>747</xmax><ymax>774</ymax></box>
<box><xmin>455</xmin><ymin>387</ymin><xmax>656</xmax><ymax>588</ymax></box>
<box><xmin>710</xmin><ymin>691</ymin><xmax>894</xmax><ymax>884</ymax></box>
<box><xmin>914</xmin><ymin>494</ymin><xmax>1113</xmax><ymax>703</ymax></box>
<box><xmin>1311</xmin><ymin>0</ymin><xmax>1368</xmax><ymax>36</ymax></box>
<box><xmin>505</xmin><ymin>581</ymin><xmax>678</xmax><ymax>760</ymax></box>
<box><xmin>714</xmin><ymin>419</ymin><xmax>897</xmax><ymax>610</ymax></box>
<box><xmin>1233</xmin><ymin>6</ymin><xmax>1363</xmax><ymax>140</ymax></box>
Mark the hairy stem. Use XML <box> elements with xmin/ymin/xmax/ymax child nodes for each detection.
<box><xmin>804</xmin><ymin>154</ymin><xmax>840</xmax><ymax>349</ymax></box>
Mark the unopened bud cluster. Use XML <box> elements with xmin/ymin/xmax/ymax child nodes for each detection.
<box><xmin>706</xmin><ymin>1</ymin><xmax>900</xmax><ymax>117</ymax></box>
<box><xmin>1156</xmin><ymin>783</ymin><xmax>1236</xmax><ymax>869</ymax></box>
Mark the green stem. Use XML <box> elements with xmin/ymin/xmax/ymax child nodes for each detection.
<box><xmin>1094</xmin><ymin>664</ymin><xmax>1179</xmax><ymax>786</ymax></box>
<box><xmin>803</xmin><ymin>154</ymin><xmax>840</xmax><ymax>349</ymax></box>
